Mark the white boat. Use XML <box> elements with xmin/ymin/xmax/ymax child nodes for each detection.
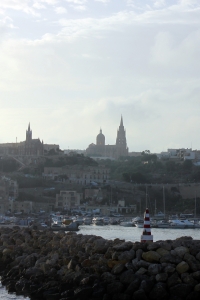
<box><xmin>132</xmin><ymin>216</ymin><xmax>141</xmax><ymax>223</ymax></box>
<box><xmin>92</xmin><ymin>217</ymin><xmax>104</xmax><ymax>226</ymax></box>
<box><xmin>74</xmin><ymin>216</ymin><xmax>84</xmax><ymax>225</ymax></box>
<box><xmin>169</xmin><ymin>219</ymin><xmax>187</xmax><ymax>229</ymax></box>
<box><xmin>156</xmin><ymin>220</ymin><xmax>170</xmax><ymax>228</ymax></box>
<box><xmin>181</xmin><ymin>219</ymin><xmax>195</xmax><ymax>228</ymax></box>
<box><xmin>103</xmin><ymin>217</ymin><xmax>110</xmax><ymax>225</ymax></box>
<box><xmin>109</xmin><ymin>218</ymin><xmax>119</xmax><ymax>225</ymax></box>
<box><xmin>154</xmin><ymin>211</ymin><xmax>165</xmax><ymax>219</ymax></box>
<box><xmin>134</xmin><ymin>220</ymin><xmax>144</xmax><ymax>228</ymax></box>
<box><xmin>83</xmin><ymin>217</ymin><xmax>92</xmax><ymax>225</ymax></box>
<box><xmin>120</xmin><ymin>221</ymin><xmax>133</xmax><ymax>227</ymax></box>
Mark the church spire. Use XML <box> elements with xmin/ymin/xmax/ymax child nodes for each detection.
<box><xmin>28</xmin><ymin>122</ymin><xmax>30</xmax><ymax>131</ymax></box>
<box><xmin>120</xmin><ymin>115</ymin><xmax>123</xmax><ymax>127</ymax></box>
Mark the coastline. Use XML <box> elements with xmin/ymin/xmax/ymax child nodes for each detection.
<box><xmin>0</xmin><ymin>226</ymin><xmax>200</xmax><ymax>300</ymax></box>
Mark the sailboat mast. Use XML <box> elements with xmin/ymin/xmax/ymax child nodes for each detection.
<box><xmin>195</xmin><ymin>191</ymin><xmax>197</xmax><ymax>219</ymax></box>
<box><xmin>163</xmin><ymin>185</ymin><xmax>165</xmax><ymax>218</ymax></box>
<box><xmin>146</xmin><ymin>185</ymin><xmax>148</xmax><ymax>208</ymax></box>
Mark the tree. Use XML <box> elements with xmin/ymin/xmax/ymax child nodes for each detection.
<box><xmin>141</xmin><ymin>150</ymin><xmax>150</xmax><ymax>155</ymax></box>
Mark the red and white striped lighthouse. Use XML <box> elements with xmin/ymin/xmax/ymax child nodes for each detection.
<box><xmin>141</xmin><ymin>208</ymin><xmax>153</xmax><ymax>243</ymax></box>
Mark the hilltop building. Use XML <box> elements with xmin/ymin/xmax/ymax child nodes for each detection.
<box><xmin>0</xmin><ymin>123</ymin><xmax>44</xmax><ymax>156</ymax></box>
<box><xmin>0</xmin><ymin>124</ymin><xmax>59</xmax><ymax>157</ymax></box>
<box><xmin>86</xmin><ymin>116</ymin><xmax>128</xmax><ymax>159</ymax></box>
<box><xmin>18</xmin><ymin>123</ymin><xmax>43</xmax><ymax>156</ymax></box>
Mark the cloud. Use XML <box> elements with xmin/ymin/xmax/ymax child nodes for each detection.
<box><xmin>33</xmin><ymin>2</ymin><xmax>46</xmax><ymax>9</ymax></box>
<box><xmin>0</xmin><ymin>1</ymin><xmax>200</xmax><ymax>152</ymax></box>
<box><xmin>70</xmin><ymin>4</ymin><xmax>86</xmax><ymax>11</ymax></box>
<box><xmin>94</xmin><ymin>0</ymin><xmax>110</xmax><ymax>3</ymax></box>
<box><xmin>65</xmin><ymin>0</ymin><xmax>87</xmax><ymax>4</ymax></box>
<box><xmin>55</xmin><ymin>6</ymin><xmax>67</xmax><ymax>14</ymax></box>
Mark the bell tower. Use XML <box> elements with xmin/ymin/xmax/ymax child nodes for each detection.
<box><xmin>116</xmin><ymin>116</ymin><xmax>128</xmax><ymax>157</ymax></box>
<box><xmin>116</xmin><ymin>116</ymin><xmax>126</xmax><ymax>147</ymax></box>
<box><xmin>26</xmin><ymin>123</ymin><xmax>32</xmax><ymax>143</ymax></box>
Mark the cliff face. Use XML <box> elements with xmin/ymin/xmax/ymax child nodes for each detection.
<box><xmin>0</xmin><ymin>227</ymin><xmax>200</xmax><ymax>300</ymax></box>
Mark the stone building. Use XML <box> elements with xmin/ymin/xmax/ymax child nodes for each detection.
<box><xmin>86</xmin><ymin>116</ymin><xmax>128</xmax><ymax>159</ymax></box>
<box><xmin>55</xmin><ymin>190</ymin><xmax>82</xmax><ymax>211</ymax></box>
<box><xmin>43</xmin><ymin>165</ymin><xmax>110</xmax><ymax>185</ymax></box>
<box><xmin>0</xmin><ymin>123</ymin><xmax>43</xmax><ymax>156</ymax></box>
<box><xmin>18</xmin><ymin>123</ymin><xmax>43</xmax><ymax>156</ymax></box>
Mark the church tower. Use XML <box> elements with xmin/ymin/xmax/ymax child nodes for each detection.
<box><xmin>116</xmin><ymin>116</ymin><xmax>128</xmax><ymax>157</ymax></box>
<box><xmin>26</xmin><ymin>123</ymin><xmax>32</xmax><ymax>143</ymax></box>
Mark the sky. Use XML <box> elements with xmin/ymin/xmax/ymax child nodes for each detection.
<box><xmin>0</xmin><ymin>0</ymin><xmax>200</xmax><ymax>153</ymax></box>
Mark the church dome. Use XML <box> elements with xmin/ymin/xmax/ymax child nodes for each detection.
<box><xmin>96</xmin><ymin>129</ymin><xmax>105</xmax><ymax>146</ymax></box>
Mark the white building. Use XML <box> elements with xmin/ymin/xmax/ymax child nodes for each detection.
<box><xmin>55</xmin><ymin>190</ymin><xmax>82</xmax><ymax>210</ymax></box>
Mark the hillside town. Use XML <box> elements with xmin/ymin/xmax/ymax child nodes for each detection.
<box><xmin>1</xmin><ymin>118</ymin><xmax>200</xmax><ymax>220</ymax></box>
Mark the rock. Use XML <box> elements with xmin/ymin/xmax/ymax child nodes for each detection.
<box><xmin>112</xmin><ymin>251</ymin><xmax>120</xmax><ymax>260</ymax></box>
<box><xmin>167</xmin><ymin>272</ymin><xmax>182</xmax><ymax>288</ymax></box>
<box><xmin>156</xmin><ymin>273</ymin><xmax>168</xmax><ymax>282</ymax></box>
<box><xmin>164</xmin><ymin>264</ymin><xmax>175</xmax><ymax>274</ymax></box>
<box><xmin>181</xmin><ymin>273</ymin><xmax>198</xmax><ymax>286</ymax></box>
<box><xmin>169</xmin><ymin>283</ymin><xmax>192</xmax><ymax>299</ymax></box>
<box><xmin>93</xmin><ymin>238</ymin><xmax>111</xmax><ymax>254</ymax></box>
<box><xmin>112</xmin><ymin>293</ymin><xmax>131</xmax><ymax>300</ymax></box>
<box><xmin>147</xmin><ymin>243</ymin><xmax>160</xmax><ymax>251</ymax></box>
<box><xmin>133</xmin><ymin>289</ymin><xmax>148</xmax><ymax>300</ymax></box>
<box><xmin>119</xmin><ymin>270</ymin><xmax>138</xmax><ymax>286</ymax></box>
<box><xmin>184</xmin><ymin>253</ymin><xmax>200</xmax><ymax>272</ymax></box>
<box><xmin>196</xmin><ymin>251</ymin><xmax>200</xmax><ymax>261</ymax></box>
<box><xmin>136</xmin><ymin>267</ymin><xmax>147</xmax><ymax>275</ymax></box>
<box><xmin>174</xmin><ymin>246</ymin><xmax>190</xmax><ymax>258</ymax></box>
<box><xmin>101</xmin><ymin>272</ymin><xmax>116</xmax><ymax>283</ymax></box>
<box><xmin>194</xmin><ymin>283</ymin><xmax>200</xmax><ymax>292</ymax></box>
<box><xmin>25</xmin><ymin>267</ymin><xmax>44</xmax><ymax>278</ymax></box>
<box><xmin>92</xmin><ymin>283</ymin><xmax>106</xmax><ymax>298</ymax></box>
<box><xmin>148</xmin><ymin>263</ymin><xmax>162</xmax><ymax>275</ymax></box>
<box><xmin>124</xmin><ymin>278</ymin><xmax>141</xmax><ymax>295</ymax></box>
<box><xmin>118</xmin><ymin>249</ymin><xmax>135</xmax><ymax>261</ymax></box>
<box><xmin>149</xmin><ymin>282</ymin><xmax>169</xmax><ymax>300</ymax></box>
<box><xmin>140</xmin><ymin>278</ymin><xmax>155</xmax><ymax>293</ymax></box>
<box><xmin>160</xmin><ymin>254</ymin><xmax>182</xmax><ymax>264</ymax></box>
<box><xmin>74</xmin><ymin>286</ymin><xmax>93</xmax><ymax>298</ymax></box>
<box><xmin>142</xmin><ymin>251</ymin><xmax>161</xmax><ymax>262</ymax></box>
<box><xmin>111</xmin><ymin>262</ymin><xmax>126</xmax><ymax>274</ymax></box>
<box><xmin>156</xmin><ymin>248</ymin><xmax>170</xmax><ymax>257</ymax></box>
<box><xmin>113</xmin><ymin>241</ymin><xmax>133</xmax><ymax>251</ymax></box>
<box><xmin>106</xmin><ymin>281</ymin><xmax>124</xmax><ymax>294</ymax></box>
<box><xmin>159</xmin><ymin>241</ymin><xmax>172</xmax><ymax>251</ymax></box>
<box><xmin>136</xmin><ymin>259</ymin><xmax>151</xmax><ymax>268</ymax></box>
<box><xmin>186</xmin><ymin>291</ymin><xmax>200</xmax><ymax>300</ymax></box>
<box><xmin>192</xmin><ymin>271</ymin><xmax>200</xmax><ymax>280</ymax></box>
<box><xmin>176</xmin><ymin>261</ymin><xmax>189</xmax><ymax>274</ymax></box>
<box><xmin>136</xmin><ymin>248</ymin><xmax>143</xmax><ymax>260</ymax></box>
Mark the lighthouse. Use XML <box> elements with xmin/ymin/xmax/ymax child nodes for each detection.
<box><xmin>141</xmin><ymin>208</ymin><xmax>153</xmax><ymax>243</ymax></box>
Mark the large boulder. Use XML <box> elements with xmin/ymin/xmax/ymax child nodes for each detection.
<box><xmin>176</xmin><ymin>261</ymin><xmax>189</xmax><ymax>274</ymax></box>
<box><xmin>142</xmin><ymin>251</ymin><xmax>161</xmax><ymax>262</ymax></box>
<box><xmin>174</xmin><ymin>246</ymin><xmax>190</xmax><ymax>258</ymax></box>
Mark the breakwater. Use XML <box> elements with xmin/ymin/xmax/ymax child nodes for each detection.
<box><xmin>0</xmin><ymin>226</ymin><xmax>200</xmax><ymax>300</ymax></box>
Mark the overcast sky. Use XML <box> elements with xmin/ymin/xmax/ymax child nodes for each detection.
<box><xmin>0</xmin><ymin>0</ymin><xmax>200</xmax><ymax>153</ymax></box>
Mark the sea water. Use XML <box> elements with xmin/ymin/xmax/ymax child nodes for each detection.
<box><xmin>1</xmin><ymin>225</ymin><xmax>200</xmax><ymax>299</ymax></box>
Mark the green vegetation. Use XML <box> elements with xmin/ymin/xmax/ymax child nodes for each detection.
<box><xmin>101</xmin><ymin>153</ymin><xmax>199</xmax><ymax>184</ymax></box>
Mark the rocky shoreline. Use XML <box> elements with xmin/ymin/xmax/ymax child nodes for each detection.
<box><xmin>0</xmin><ymin>226</ymin><xmax>200</xmax><ymax>300</ymax></box>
